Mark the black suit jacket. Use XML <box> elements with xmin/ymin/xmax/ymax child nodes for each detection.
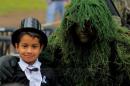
<box><xmin>0</xmin><ymin>56</ymin><xmax>59</xmax><ymax>86</ymax></box>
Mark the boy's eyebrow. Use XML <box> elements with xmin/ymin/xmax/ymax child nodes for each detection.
<box><xmin>20</xmin><ymin>43</ymin><xmax>40</xmax><ymax>45</ymax></box>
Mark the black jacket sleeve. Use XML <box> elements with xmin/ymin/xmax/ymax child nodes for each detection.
<box><xmin>0</xmin><ymin>55</ymin><xmax>18</xmax><ymax>85</ymax></box>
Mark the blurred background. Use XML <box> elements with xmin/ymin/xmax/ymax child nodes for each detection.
<box><xmin>0</xmin><ymin>0</ymin><xmax>47</xmax><ymax>27</ymax></box>
<box><xmin>0</xmin><ymin>0</ymin><xmax>130</xmax><ymax>56</ymax></box>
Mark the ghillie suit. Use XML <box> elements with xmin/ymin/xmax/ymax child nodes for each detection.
<box><xmin>48</xmin><ymin>0</ymin><xmax>130</xmax><ymax>86</ymax></box>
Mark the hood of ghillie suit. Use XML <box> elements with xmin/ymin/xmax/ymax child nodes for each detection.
<box><xmin>56</xmin><ymin>0</ymin><xmax>129</xmax><ymax>85</ymax></box>
<box><xmin>61</xmin><ymin>0</ymin><xmax>118</xmax><ymax>42</ymax></box>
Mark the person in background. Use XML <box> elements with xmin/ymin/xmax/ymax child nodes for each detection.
<box><xmin>45</xmin><ymin>0</ymin><xmax>69</xmax><ymax>26</ymax></box>
<box><xmin>0</xmin><ymin>17</ymin><xmax>59</xmax><ymax>86</ymax></box>
<box><xmin>121</xmin><ymin>0</ymin><xmax>130</xmax><ymax>28</ymax></box>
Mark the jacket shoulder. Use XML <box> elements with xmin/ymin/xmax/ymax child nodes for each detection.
<box><xmin>0</xmin><ymin>55</ymin><xmax>19</xmax><ymax>66</ymax></box>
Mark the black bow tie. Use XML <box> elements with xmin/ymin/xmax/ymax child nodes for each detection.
<box><xmin>27</xmin><ymin>68</ymin><xmax>38</xmax><ymax>72</ymax></box>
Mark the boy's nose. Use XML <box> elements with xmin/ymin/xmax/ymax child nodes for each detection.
<box><xmin>26</xmin><ymin>47</ymin><xmax>32</xmax><ymax>53</ymax></box>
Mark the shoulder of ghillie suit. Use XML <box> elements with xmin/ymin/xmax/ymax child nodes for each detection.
<box><xmin>111</xmin><ymin>14</ymin><xmax>130</xmax><ymax>79</ymax></box>
<box><xmin>42</xmin><ymin>28</ymin><xmax>63</xmax><ymax>65</ymax></box>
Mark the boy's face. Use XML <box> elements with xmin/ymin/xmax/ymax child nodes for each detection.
<box><xmin>15</xmin><ymin>34</ymin><xmax>43</xmax><ymax>64</ymax></box>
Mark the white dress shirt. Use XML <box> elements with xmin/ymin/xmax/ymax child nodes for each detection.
<box><xmin>18</xmin><ymin>58</ymin><xmax>42</xmax><ymax>86</ymax></box>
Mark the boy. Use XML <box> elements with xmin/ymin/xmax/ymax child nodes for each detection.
<box><xmin>0</xmin><ymin>17</ymin><xmax>58</xmax><ymax>86</ymax></box>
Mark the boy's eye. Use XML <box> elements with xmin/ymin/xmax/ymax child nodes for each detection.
<box><xmin>32</xmin><ymin>46</ymin><xmax>37</xmax><ymax>48</ymax></box>
<box><xmin>22</xmin><ymin>45</ymin><xmax>28</xmax><ymax>48</ymax></box>
<box><xmin>32</xmin><ymin>45</ymin><xmax>39</xmax><ymax>48</ymax></box>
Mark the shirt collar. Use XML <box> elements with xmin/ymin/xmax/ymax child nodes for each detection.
<box><xmin>18</xmin><ymin>58</ymin><xmax>41</xmax><ymax>71</ymax></box>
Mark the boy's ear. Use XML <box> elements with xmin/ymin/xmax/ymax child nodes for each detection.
<box><xmin>15</xmin><ymin>43</ymin><xmax>19</xmax><ymax>52</ymax></box>
<box><xmin>40</xmin><ymin>45</ymin><xmax>44</xmax><ymax>50</ymax></box>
